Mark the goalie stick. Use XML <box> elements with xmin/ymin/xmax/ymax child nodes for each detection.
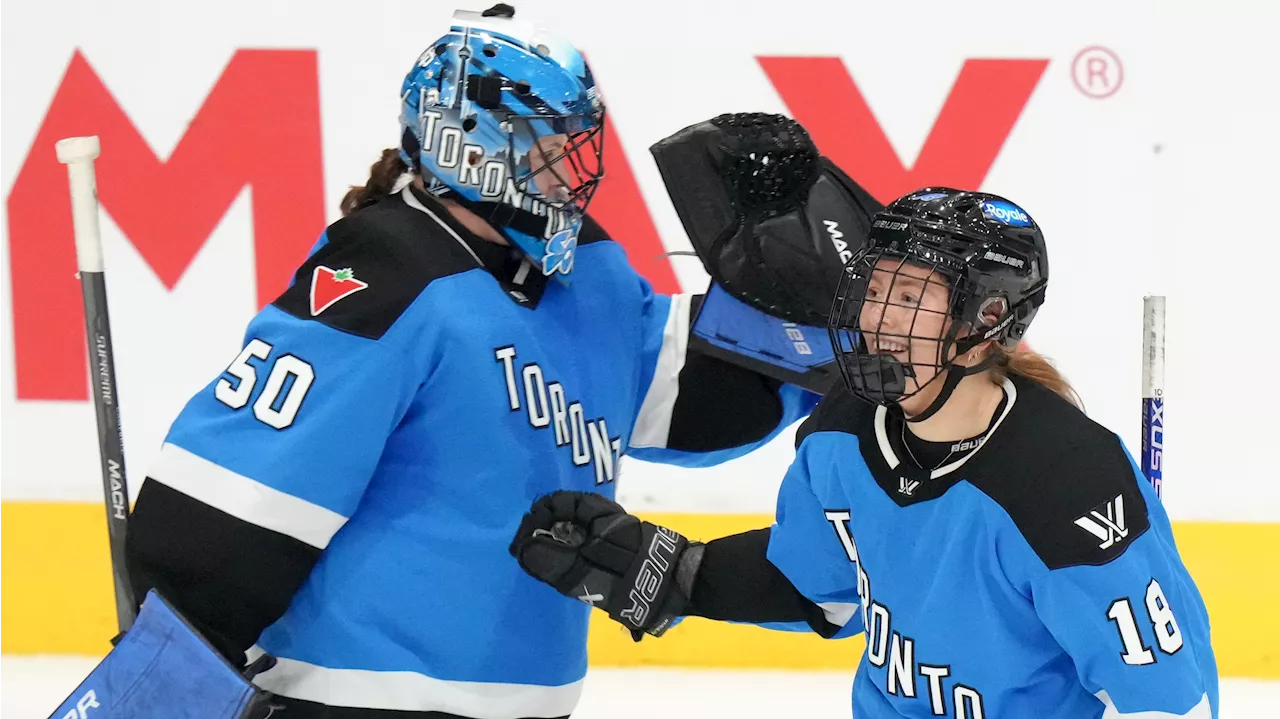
<box><xmin>56</xmin><ymin>135</ymin><xmax>137</xmax><ymax>632</ymax></box>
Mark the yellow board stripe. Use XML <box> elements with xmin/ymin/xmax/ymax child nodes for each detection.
<box><xmin>2</xmin><ymin>501</ymin><xmax>121</xmax><ymax>654</ymax></box>
<box><xmin>3</xmin><ymin>503</ymin><xmax>1277</xmax><ymax>678</ymax></box>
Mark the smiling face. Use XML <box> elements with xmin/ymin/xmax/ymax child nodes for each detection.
<box><xmin>857</xmin><ymin>257</ymin><xmax>960</xmax><ymax>415</ymax></box>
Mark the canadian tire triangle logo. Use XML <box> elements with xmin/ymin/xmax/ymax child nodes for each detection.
<box><xmin>310</xmin><ymin>266</ymin><xmax>368</xmax><ymax>316</ymax></box>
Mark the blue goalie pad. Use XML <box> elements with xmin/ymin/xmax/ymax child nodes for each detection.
<box><xmin>690</xmin><ymin>283</ymin><xmax>839</xmax><ymax>394</ymax></box>
<box><xmin>49</xmin><ymin>591</ymin><xmax>271</xmax><ymax>719</ymax></box>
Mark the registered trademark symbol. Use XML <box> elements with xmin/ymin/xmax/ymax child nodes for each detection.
<box><xmin>1072</xmin><ymin>46</ymin><xmax>1124</xmax><ymax>99</ymax></box>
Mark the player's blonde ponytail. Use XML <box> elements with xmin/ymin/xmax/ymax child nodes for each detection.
<box><xmin>992</xmin><ymin>344</ymin><xmax>1083</xmax><ymax>410</ymax></box>
<box><xmin>340</xmin><ymin>148</ymin><xmax>410</xmax><ymax>216</ymax></box>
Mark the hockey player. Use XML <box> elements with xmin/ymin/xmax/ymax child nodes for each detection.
<box><xmin>114</xmin><ymin>7</ymin><xmax>864</xmax><ymax>719</ymax></box>
<box><xmin>512</xmin><ymin>189</ymin><xmax>1219</xmax><ymax>718</ymax></box>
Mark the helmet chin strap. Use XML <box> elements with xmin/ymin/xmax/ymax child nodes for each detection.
<box><xmin>406</xmin><ymin>134</ymin><xmax>577</xmax><ymax>249</ymax></box>
<box><xmin>435</xmin><ymin>190</ymin><xmax>557</xmax><ymax>241</ymax></box>
<box><xmin>408</xmin><ymin>158</ymin><xmax>559</xmax><ymax>243</ymax></box>
<box><xmin>901</xmin><ymin>352</ymin><xmax>1000</xmax><ymax>423</ymax></box>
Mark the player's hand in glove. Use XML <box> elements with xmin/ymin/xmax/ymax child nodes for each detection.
<box><xmin>509</xmin><ymin>490</ymin><xmax>704</xmax><ymax>641</ymax></box>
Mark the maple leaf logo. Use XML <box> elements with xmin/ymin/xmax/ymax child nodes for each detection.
<box><xmin>309</xmin><ymin>266</ymin><xmax>368</xmax><ymax>316</ymax></box>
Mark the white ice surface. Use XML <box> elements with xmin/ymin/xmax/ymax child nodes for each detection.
<box><xmin>4</xmin><ymin>656</ymin><xmax>1276</xmax><ymax>718</ymax></box>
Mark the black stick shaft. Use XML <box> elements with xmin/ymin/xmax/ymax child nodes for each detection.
<box><xmin>80</xmin><ymin>270</ymin><xmax>137</xmax><ymax>632</ymax></box>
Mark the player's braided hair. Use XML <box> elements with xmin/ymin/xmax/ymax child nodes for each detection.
<box><xmin>340</xmin><ymin>148</ymin><xmax>409</xmax><ymax>216</ymax></box>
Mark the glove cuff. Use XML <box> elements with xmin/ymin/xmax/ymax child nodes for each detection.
<box><xmin>674</xmin><ymin>541</ymin><xmax>705</xmax><ymax>604</ymax></box>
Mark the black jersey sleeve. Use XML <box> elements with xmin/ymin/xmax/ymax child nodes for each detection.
<box><xmin>687</xmin><ymin>528</ymin><xmax>844</xmax><ymax>638</ymax></box>
<box><xmin>665</xmin><ymin>302</ymin><xmax>789</xmax><ymax>453</ymax></box>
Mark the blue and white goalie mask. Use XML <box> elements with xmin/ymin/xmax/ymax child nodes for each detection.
<box><xmin>400</xmin><ymin>7</ymin><xmax>606</xmax><ymax>281</ymax></box>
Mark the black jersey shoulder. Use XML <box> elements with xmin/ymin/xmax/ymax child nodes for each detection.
<box><xmin>965</xmin><ymin>375</ymin><xmax>1151</xmax><ymax>570</ymax></box>
<box><xmin>272</xmin><ymin>192</ymin><xmax>491</xmax><ymax>339</ymax></box>
<box><xmin>795</xmin><ymin>379</ymin><xmax>873</xmax><ymax>448</ymax></box>
<box><xmin>578</xmin><ymin>214</ymin><xmax>613</xmax><ymax>247</ymax></box>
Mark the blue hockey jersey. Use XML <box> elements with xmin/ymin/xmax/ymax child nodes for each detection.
<box><xmin>125</xmin><ymin>185</ymin><xmax>815</xmax><ymax>718</ymax></box>
<box><xmin>766</xmin><ymin>375</ymin><xmax>1217</xmax><ymax>719</ymax></box>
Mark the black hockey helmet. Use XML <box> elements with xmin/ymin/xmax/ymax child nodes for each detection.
<box><xmin>827</xmin><ymin>188</ymin><xmax>1048</xmax><ymax>419</ymax></box>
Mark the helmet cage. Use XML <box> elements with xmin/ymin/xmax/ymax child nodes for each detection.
<box><xmin>505</xmin><ymin>111</ymin><xmax>605</xmax><ymax>218</ymax></box>
<box><xmin>828</xmin><ymin>217</ymin><xmax>1045</xmax><ymax>406</ymax></box>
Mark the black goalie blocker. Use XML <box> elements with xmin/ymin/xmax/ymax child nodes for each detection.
<box><xmin>829</xmin><ymin>188</ymin><xmax>1048</xmax><ymax>419</ymax></box>
<box><xmin>650</xmin><ymin>113</ymin><xmax>882</xmax><ymax>392</ymax></box>
<box><xmin>650</xmin><ymin>113</ymin><xmax>883</xmax><ymax>327</ymax></box>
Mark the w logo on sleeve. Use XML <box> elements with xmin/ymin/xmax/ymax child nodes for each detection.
<box><xmin>1074</xmin><ymin>495</ymin><xmax>1129</xmax><ymax>550</ymax></box>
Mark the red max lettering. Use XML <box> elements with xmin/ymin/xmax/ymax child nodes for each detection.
<box><xmin>758</xmin><ymin>57</ymin><xmax>1048</xmax><ymax>204</ymax></box>
<box><xmin>7</xmin><ymin>50</ymin><xmax>326</xmax><ymax>400</ymax></box>
<box><xmin>7</xmin><ymin>53</ymin><xmax>1045</xmax><ymax>400</ymax></box>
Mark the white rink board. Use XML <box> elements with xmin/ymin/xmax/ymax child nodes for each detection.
<box><xmin>2</xmin><ymin>0</ymin><xmax>1279</xmax><ymax>522</ymax></box>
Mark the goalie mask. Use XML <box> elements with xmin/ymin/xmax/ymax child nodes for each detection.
<box><xmin>828</xmin><ymin>188</ymin><xmax>1048</xmax><ymax>420</ymax></box>
<box><xmin>400</xmin><ymin>5</ymin><xmax>605</xmax><ymax>282</ymax></box>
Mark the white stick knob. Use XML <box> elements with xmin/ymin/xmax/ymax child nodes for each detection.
<box><xmin>55</xmin><ymin>136</ymin><xmax>105</xmax><ymax>273</ymax></box>
<box><xmin>55</xmin><ymin>136</ymin><xmax>101</xmax><ymax>164</ymax></box>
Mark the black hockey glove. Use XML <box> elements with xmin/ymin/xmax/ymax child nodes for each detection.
<box><xmin>649</xmin><ymin>112</ymin><xmax>884</xmax><ymax>327</ymax></box>
<box><xmin>509</xmin><ymin>490</ymin><xmax>704</xmax><ymax>641</ymax></box>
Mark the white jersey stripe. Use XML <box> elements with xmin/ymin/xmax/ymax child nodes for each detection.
<box><xmin>246</xmin><ymin>647</ymin><xmax>584</xmax><ymax>718</ymax></box>
<box><xmin>1097</xmin><ymin>690</ymin><xmax>1212</xmax><ymax>718</ymax></box>
<box><xmin>818</xmin><ymin>601</ymin><xmax>859</xmax><ymax>628</ymax></box>
<box><xmin>148</xmin><ymin>442</ymin><xmax>347</xmax><ymax>549</ymax></box>
<box><xmin>630</xmin><ymin>293</ymin><xmax>693</xmax><ymax>449</ymax></box>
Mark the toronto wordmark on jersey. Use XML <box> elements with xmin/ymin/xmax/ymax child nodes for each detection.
<box><xmin>824</xmin><ymin>510</ymin><xmax>988</xmax><ymax>718</ymax></box>
<box><xmin>494</xmin><ymin>345</ymin><xmax>621</xmax><ymax>485</ymax></box>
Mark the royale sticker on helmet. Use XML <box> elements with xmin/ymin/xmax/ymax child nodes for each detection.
<box><xmin>981</xmin><ymin>200</ymin><xmax>1033</xmax><ymax>227</ymax></box>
